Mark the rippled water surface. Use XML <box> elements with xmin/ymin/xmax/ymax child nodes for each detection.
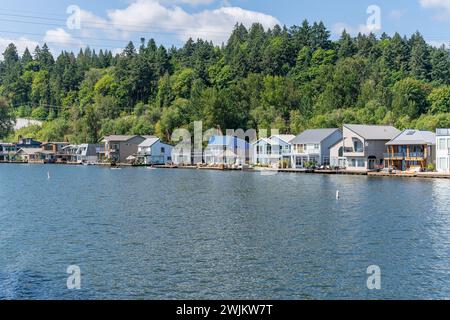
<box><xmin>1</xmin><ymin>164</ymin><xmax>450</xmax><ymax>299</ymax></box>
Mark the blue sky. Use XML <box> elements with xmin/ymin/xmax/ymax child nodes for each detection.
<box><xmin>0</xmin><ymin>0</ymin><xmax>449</xmax><ymax>56</ymax></box>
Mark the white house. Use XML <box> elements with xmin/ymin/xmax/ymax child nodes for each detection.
<box><xmin>436</xmin><ymin>128</ymin><xmax>450</xmax><ymax>173</ymax></box>
<box><xmin>204</xmin><ymin>136</ymin><xmax>249</xmax><ymax>165</ymax></box>
<box><xmin>137</xmin><ymin>137</ymin><xmax>173</xmax><ymax>165</ymax></box>
<box><xmin>252</xmin><ymin>135</ymin><xmax>295</xmax><ymax>167</ymax></box>
<box><xmin>290</xmin><ymin>129</ymin><xmax>342</xmax><ymax>168</ymax></box>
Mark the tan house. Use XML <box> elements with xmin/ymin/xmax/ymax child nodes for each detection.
<box><xmin>99</xmin><ymin>135</ymin><xmax>156</xmax><ymax>164</ymax></box>
<box><xmin>385</xmin><ymin>129</ymin><xmax>436</xmax><ymax>172</ymax></box>
<box><xmin>330</xmin><ymin>124</ymin><xmax>401</xmax><ymax>171</ymax></box>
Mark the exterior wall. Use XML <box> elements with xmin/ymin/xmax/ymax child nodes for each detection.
<box><xmin>252</xmin><ymin>138</ymin><xmax>290</xmax><ymax>166</ymax></box>
<box><xmin>106</xmin><ymin>136</ymin><xmax>146</xmax><ymax>163</ymax></box>
<box><xmin>343</xmin><ymin>126</ymin><xmax>389</xmax><ymax>170</ymax></box>
<box><xmin>329</xmin><ymin>140</ymin><xmax>346</xmax><ymax>168</ymax></box>
<box><xmin>139</xmin><ymin>141</ymin><xmax>173</xmax><ymax>165</ymax></box>
<box><xmin>436</xmin><ymin>134</ymin><xmax>450</xmax><ymax>173</ymax></box>
<box><xmin>320</xmin><ymin>130</ymin><xmax>343</xmax><ymax>165</ymax></box>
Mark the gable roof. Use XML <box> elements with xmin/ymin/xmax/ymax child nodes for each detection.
<box><xmin>386</xmin><ymin>129</ymin><xmax>436</xmax><ymax>146</ymax></box>
<box><xmin>16</xmin><ymin>148</ymin><xmax>42</xmax><ymax>155</ymax></box>
<box><xmin>270</xmin><ymin>135</ymin><xmax>296</xmax><ymax>144</ymax></box>
<box><xmin>208</xmin><ymin>136</ymin><xmax>249</xmax><ymax>148</ymax></box>
<box><xmin>291</xmin><ymin>129</ymin><xmax>340</xmax><ymax>145</ymax></box>
<box><xmin>102</xmin><ymin>135</ymin><xmax>142</xmax><ymax>142</ymax></box>
<box><xmin>344</xmin><ymin>124</ymin><xmax>400</xmax><ymax>140</ymax></box>
<box><xmin>139</xmin><ymin>137</ymin><xmax>160</xmax><ymax>147</ymax></box>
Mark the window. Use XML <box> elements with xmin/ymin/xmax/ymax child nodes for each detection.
<box><xmin>353</xmin><ymin>139</ymin><xmax>364</xmax><ymax>152</ymax></box>
<box><xmin>161</xmin><ymin>147</ymin><xmax>165</xmax><ymax>154</ymax></box>
<box><xmin>438</xmin><ymin>158</ymin><xmax>448</xmax><ymax>170</ymax></box>
<box><xmin>314</xmin><ymin>144</ymin><xmax>320</xmax><ymax>150</ymax></box>
<box><xmin>338</xmin><ymin>147</ymin><xmax>343</xmax><ymax>157</ymax></box>
<box><xmin>438</xmin><ymin>139</ymin><xmax>446</xmax><ymax>150</ymax></box>
<box><xmin>267</xmin><ymin>145</ymin><xmax>272</xmax><ymax>154</ymax></box>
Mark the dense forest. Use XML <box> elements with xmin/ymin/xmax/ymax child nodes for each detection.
<box><xmin>0</xmin><ymin>20</ymin><xmax>449</xmax><ymax>143</ymax></box>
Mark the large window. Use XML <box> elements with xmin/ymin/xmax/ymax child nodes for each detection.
<box><xmin>438</xmin><ymin>138</ymin><xmax>447</xmax><ymax>150</ymax></box>
<box><xmin>353</xmin><ymin>139</ymin><xmax>364</xmax><ymax>152</ymax></box>
<box><xmin>438</xmin><ymin>157</ymin><xmax>448</xmax><ymax>170</ymax></box>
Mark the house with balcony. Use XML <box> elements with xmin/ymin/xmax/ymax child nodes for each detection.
<box><xmin>99</xmin><ymin>135</ymin><xmax>149</xmax><ymax>164</ymax></box>
<box><xmin>290</xmin><ymin>129</ymin><xmax>342</xmax><ymax>168</ymax></box>
<box><xmin>385</xmin><ymin>130</ymin><xmax>436</xmax><ymax>172</ymax></box>
<box><xmin>137</xmin><ymin>137</ymin><xmax>173</xmax><ymax>165</ymax></box>
<box><xmin>0</xmin><ymin>143</ymin><xmax>17</xmax><ymax>162</ymax></box>
<box><xmin>41</xmin><ymin>142</ymin><xmax>70</xmax><ymax>163</ymax></box>
<box><xmin>435</xmin><ymin>129</ymin><xmax>450</xmax><ymax>173</ymax></box>
<box><xmin>60</xmin><ymin>144</ymin><xmax>100</xmax><ymax>164</ymax></box>
<box><xmin>252</xmin><ymin>134</ymin><xmax>295</xmax><ymax>167</ymax></box>
<box><xmin>15</xmin><ymin>137</ymin><xmax>41</xmax><ymax>149</ymax></box>
<box><xmin>334</xmin><ymin>124</ymin><xmax>401</xmax><ymax>171</ymax></box>
<box><xmin>204</xmin><ymin>136</ymin><xmax>250</xmax><ymax>165</ymax></box>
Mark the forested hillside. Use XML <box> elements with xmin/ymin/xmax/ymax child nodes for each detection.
<box><xmin>0</xmin><ymin>21</ymin><xmax>449</xmax><ymax>143</ymax></box>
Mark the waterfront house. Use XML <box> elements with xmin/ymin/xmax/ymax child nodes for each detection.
<box><xmin>137</xmin><ymin>138</ymin><xmax>173</xmax><ymax>165</ymax></box>
<box><xmin>15</xmin><ymin>148</ymin><xmax>47</xmax><ymax>163</ymax></box>
<box><xmin>290</xmin><ymin>129</ymin><xmax>342</xmax><ymax>168</ymax></box>
<box><xmin>15</xmin><ymin>137</ymin><xmax>41</xmax><ymax>149</ymax></box>
<box><xmin>330</xmin><ymin>124</ymin><xmax>401</xmax><ymax>171</ymax></box>
<box><xmin>204</xmin><ymin>136</ymin><xmax>250</xmax><ymax>165</ymax></box>
<box><xmin>252</xmin><ymin>135</ymin><xmax>295</xmax><ymax>167</ymax></box>
<box><xmin>436</xmin><ymin>129</ymin><xmax>450</xmax><ymax>173</ymax></box>
<box><xmin>385</xmin><ymin>129</ymin><xmax>436</xmax><ymax>172</ymax></box>
<box><xmin>0</xmin><ymin>143</ymin><xmax>17</xmax><ymax>162</ymax></box>
<box><xmin>41</xmin><ymin>142</ymin><xmax>69</xmax><ymax>163</ymax></box>
<box><xmin>60</xmin><ymin>144</ymin><xmax>99</xmax><ymax>164</ymax></box>
<box><xmin>99</xmin><ymin>135</ymin><xmax>149</xmax><ymax>164</ymax></box>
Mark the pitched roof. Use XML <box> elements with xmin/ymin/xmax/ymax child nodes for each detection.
<box><xmin>271</xmin><ymin>135</ymin><xmax>296</xmax><ymax>144</ymax></box>
<box><xmin>208</xmin><ymin>136</ymin><xmax>249</xmax><ymax>148</ymax></box>
<box><xmin>344</xmin><ymin>124</ymin><xmax>400</xmax><ymax>140</ymax></box>
<box><xmin>138</xmin><ymin>138</ymin><xmax>160</xmax><ymax>147</ymax></box>
<box><xmin>16</xmin><ymin>148</ymin><xmax>42</xmax><ymax>155</ymax></box>
<box><xmin>291</xmin><ymin>129</ymin><xmax>340</xmax><ymax>144</ymax></box>
<box><xmin>386</xmin><ymin>130</ymin><xmax>436</xmax><ymax>146</ymax></box>
<box><xmin>102</xmin><ymin>135</ymin><xmax>139</xmax><ymax>142</ymax></box>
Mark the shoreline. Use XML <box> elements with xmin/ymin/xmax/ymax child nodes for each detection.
<box><xmin>2</xmin><ymin>161</ymin><xmax>450</xmax><ymax>179</ymax></box>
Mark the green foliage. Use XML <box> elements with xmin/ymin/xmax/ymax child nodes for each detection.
<box><xmin>0</xmin><ymin>97</ymin><xmax>15</xmax><ymax>138</ymax></box>
<box><xmin>0</xmin><ymin>23</ymin><xmax>449</xmax><ymax>143</ymax></box>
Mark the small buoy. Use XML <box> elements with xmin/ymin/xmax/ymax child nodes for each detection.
<box><xmin>336</xmin><ymin>190</ymin><xmax>340</xmax><ymax>199</ymax></box>
<box><xmin>47</xmin><ymin>171</ymin><xmax>51</xmax><ymax>179</ymax></box>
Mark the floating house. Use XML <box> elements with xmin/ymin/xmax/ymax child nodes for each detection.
<box><xmin>290</xmin><ymin>129</ymin><xmax>342</xmax><ymax>168</ymax></box>
<box><xmin>15</xmin><ymin>148</ymin><xmax>52</xmax><ymax>163</ymax></box>
<box><xmin>385</xmin><ymin>129</ymin><xmax>436</xmax><ymax>172</ymax></box>
<box><xmin>60</xmin><ymin>144</ymin><xmax>99</xmax><ymax>164</ymax></box>
<box><xmin>252</xmin><ymin>135</ymin><xmax>295</xmax><ymax>167</ymax></box>
<box><xmin>436</xmin><ymin>129</ymin><xmax>450</xmax><ymax>173</ymax></box>
<box><xmin>330</xmin><ymin>124</ymin><xmax>401</xmax><ymax>171</ymax></box>
<box><xmin>137</xmin><ymin>138</ymin><xmax>173</xmax><ymax>165</ymax></box>
<box><xmin>204</xmin><ymin>136</ymin><xmax>250</xmax><ymax>165</ymax></box>
<box><xmin>0</xmin><ymin>143</ymin><xmax>17</xmax><ymax>162</ymax></box>
<box><xmin>15</xmin><ymin>137</ymin><xmax>41</xmax><ymax>149</ymax></box>
<box><xmin>99</xmin><ymin>135</ymin><xmax>150</xmax><ymax>164</ymax></box>
<box><xmin>41</xmin><ymin>142</ymin><xmax>69</xmax><ymax>163</ymax></box>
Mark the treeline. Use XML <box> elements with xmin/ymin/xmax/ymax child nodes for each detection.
<box><xmin>0</xmin><ymin>20</ymin><xmax>449</xmax><ymax>143</ymax></box>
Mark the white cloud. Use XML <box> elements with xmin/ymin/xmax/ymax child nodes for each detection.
<box><xmin>419</xmin><ymin>0</ymin><xmax>450</xmax><ymax>20</ymax></box>
<box><xmin>44</xmin><ymin>28</ymin><xmax>83</xmax><ymax>47</ymax></box>
<box><xmin>80</xmin><ymin>0</ymin><xmax>280</xmax><ymax>44</ymax></box>
<box><xmin>0</xmin><ymin>37</ymin><xmax>39</xmax><ymax>58</ymax></box>
<box><xmin>389</xmin><ymin>9</ymin><xmax>406</xmax><ymax>19</ymax></box>
<box><xmin>332</xmin><ymin>22</ymin><xmax>373</xmax><ymax>36</ymax></box>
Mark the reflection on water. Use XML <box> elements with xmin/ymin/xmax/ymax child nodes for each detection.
<box><xmin>0</xmin><ymin>165</ymin><xmax>449</xmax><ymax>299</ymax></box>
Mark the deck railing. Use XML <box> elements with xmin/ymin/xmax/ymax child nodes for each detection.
<box><xmin>383</xmin><ymin>153</ymin><xmax>405</xmax><ymax>159</ymax></box>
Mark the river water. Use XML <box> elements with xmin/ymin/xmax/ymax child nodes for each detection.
<box><xmin>0</xmin><ymin>165</ymin><xmax>449</xmax><ymax>299</ymax></box>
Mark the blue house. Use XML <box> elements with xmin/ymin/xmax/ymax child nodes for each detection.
<box><xmin>204</xmin><ymin>136</ymin><xmax>250</xmax><ymax>165</ymax></box>
<box><xmin>16</xmin><ymin>137</ymin><xmax>42</xmax><ymax>149</ymax></box>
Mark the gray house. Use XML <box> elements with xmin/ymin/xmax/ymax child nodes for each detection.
<box><xmin>290</xmin><ymin>129</ymin><xmax>342</xmax><ymax>168</ymax></box>
<box><xmin>100</xmin><ymin>135</ymin><xmax>152</xmax><ymax>164</ymax></box>
<box><xmin>330</xmin><ymin>124</ymin><xmax>400</xmax><ymax>171</ymax></box>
